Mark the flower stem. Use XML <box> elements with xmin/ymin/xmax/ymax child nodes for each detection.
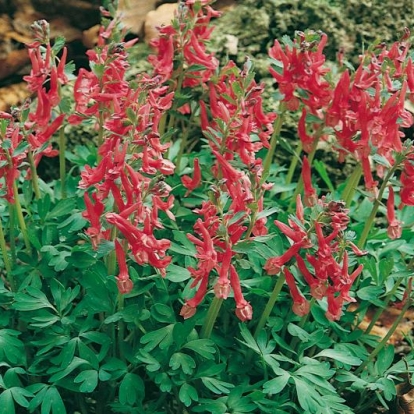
<box><xmin>200</xmin><ymin>296</ymin><xmax>223</xmax><ymax>339</ymax></box>
<box><xmin>12</xmin><ymin>181</ymin><xmax>31</xmax><ymax>251</ymax></box>
<box><xmin>261</xmin><ymin>105</ymin><xmax>286</xmax><ymax>183</ymax></box>
<box><xmin>0</xmin><ymin>218</ymin><xmax>14</xmax><ymax>290</ymax></box>
<box><xmin>354</xmin><ymin>288</ymin><xmax>411</xmax><ymax>376</ymax></box>
<box><xmin>8</xmin><ymin>204</ymin><xmax>16</xmax><ymax>265</ymax></box>
<box><xmin>27</xmin><ymin>150</ymin><xmax>41</xmax><ymax>200</ymax></box>
<box><xmin>253</xmin><ymin>273</ymin><xmax>286</xmax><ymax>339</ymax></box>
<box><xmin>341</xmin><ymin>163</ymin><xmax>362</xmax><ymax>206</ymax></box>
<box><xmin>287</xmin><ymin>132</ymin><xmax>321</xmax><ymax>212</ymax></box>
<box><xmin>281</xmin><ymin>142</ymin><xmax>302</xmax><ymax>200</ymax></box>
<box><xmin>117</xmin><ymin>293</ymin><xmax>126</xmax><ymax>362</ymax></box>
<box><xmin>58</xmin><ymin>127</ymin><xmax>67</xmax><ymax>199</ymax></box>
<box><xmin>357</xmin><ymin>164</ymin><xmax>398</xmax><ymax>249</ymax></box>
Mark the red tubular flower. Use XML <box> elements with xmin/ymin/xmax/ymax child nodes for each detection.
<box><xmin>301</xmin><ymin>156</ymin><xmax>317</xmax><ymax>207</ymax></box>
<box><xmin>283</xmin><ymin>267</ymin><xmax>310</xmax><ymax>317</ymax></box>
<box><xmin>181</xmin><ymin>158</ymin><xmax>201</xmax><ymax>196</ymax></box>
<box><xmin>274</xmin><ymin>220</ymin><xmax>306</xmax><ymax>243</ymax></box>
<box><xmin>264</xmin><ymin>242</ymin><xmax>303</xmax><ymax>275</ymax></box>
<box><xmin>386</xmin><ymin>186</ymin><xmax>402</xmax><ymax>239</ymax></box>
<box><xmin>114</xmin><ymin>240</ymin><xmax>133</xmax><ymax>294</ymax></box>
<box><xmin>180</xmin><ymin>275</ymin><xmax>209</xmax><ymax>319</ymax></box>
<box><xmin>296</xmin><ymin>254</ymin><xmax>327</xmax><ymax>300</ymax></box>
<box><xmin>230</xmin><ymin>265</ymin><xmax>252</xmax><ymax>322</ymax></box>
<box><xmin>214</xmin><ymin>246</ymin><xmax>232</xmax><ymax>299</ymax></box>
<box><xmin>298</xmin><ymin>108</ymin><xmax>314</xmax><ymax>153</ymax></box>
<box><xmin>326</xmin><ymin>289</ymin><xmax>343</xmax><ymax>321</ymax></box>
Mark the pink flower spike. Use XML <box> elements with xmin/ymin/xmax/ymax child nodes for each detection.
<box><xmin>386</xmin><ymin>186</ymin><xmax>402</xmax><ymax>239</ymax></box>
<box><xmin>283</xmin><ymin>267</ymin><xmax>310</xmax><ymax>317</ymax></box>
<box><xmin>181</xmin><ymin>158</ymin><xmax>201</xmax><ymax>196</ymax></box>
<box><xmin>302</xmin><ymin>156</ymin><xmax>317</xmax><ymax>207</ymax></box>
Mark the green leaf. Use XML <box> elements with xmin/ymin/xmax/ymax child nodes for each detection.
<box><xmin>9</xmin><ymin>387</ymin><xmax>33</xmax><ymax>408</ymax></box>
<box><xmin>41</xmin><ymin>387</ymin><xmax>66</xmax><ymax>414</ymax></box>
<box><xmin>52</xmin><ymin>36</ymin><xmax>66</xmax><ymax>54</ymax></box>
<box><xmin>100</xmin><ymin>358</ymin><xmax>127</xmax><ymax>381</ymax></box>
<box><xmin>150</xmin><ymin>303</ymin><xmax>176</xmax><ymax>323</ymax></box>
<box><xmin>119</xmin><ymin>373</ymin><xmax>144</xmax><ymax>406</ymax></box>
<box><xmin>183</xmin><ymin>339</ymin><xmax>216</xmax><ymax>360</ymax></box>
<box><xmin>179</xmin><ymin>383</ymin><xmax>198</xmax><ymax>407</ymax></box>
<box><xmin>140</xmin><ymin>324</ymin><xmax>174</xmax><ymax>351</ymax></box>
<box><xmin>263</xmin><ymin>372</ymin><xmax>290</xmax><ymax>395</ymax></box>
<box><xmin>66</xmin><ymin>251</ymin><xmax>96</xmax><ymax>269</ymax></box>
<box><xmin>13</xmin><ymin>287</ymin><xmax>56</xmax><ymax>312</ymax></box>
<box><xmin>168</xmin><ymin>243</ymin><xmax>196</xmax><ymax>258</ymax></box>
<box><xmin>313</xmin><ymin>160</ymin><xmax>335</xmax><ymax>192</ymax></box>
<box><xmin>0</xmin><ymin>389</ymin><xmax>15</xmax><ymax>414</ymax></box>
<box><xmin>155</xmin><ymin>372</ymin><xmax>172</xmax><ymax>392</ymax></box>
<box><xmin>172</xmin><ymin>321</ymin><xmax>195</xmax><ymax>349</ymax></box>
<box><xmin>169</xmin><ymin>353</ymin><xmax>196</xmax><ymax>375</ymax></box>
<box><xmin>192</xmin><ymin>399</ymin><xmax>227</xmax><ymax>413</ymax></box>
<box><xmin>375</xmin><ymin>345</ymin><xmax>394</xmax><ymax>374</ymax></box>
<box><xmin>48</xmin><ymin>357</ymin><xmax>90</xmax><ymax>383</ymax></box>
<box><xmin>57</xmin><ymin>213</ymin><xmax>87</xmax><ymax>232</ymax></box>
<box><xmin>237</xmin><ymin>323</ymin><xmax>260</xmax><ymax>353</ymax></box>
<box><xmin>287</xmin><ymin>323</ymin><xmax>310</xmax><ymax>342</ymax></box>
<box><xmin>315</xmin><ymin>349</ymin><xmax>362</xmax><ymax>366</ymax></box>
<box><xmin>135</xmin><ymin>350</ymin><xmax>160</xmax><ymax>372</ymax></box>
<box><xmin>357</xmin><ymin>285</ymin><xmax>384</xmax><ymax>302</ymax></box>
<box><xmin>292</xmin><ymin>377</ymin><xmax>320</xmax><ymax>413</ymax></box>
<box><xmin>12</xmin><ymin>141</ymin><xmax>29</xmax><ymax>157</ymax></box>
<box><xmin>46</xmin><ymin>198</ymin><xmax>77</xmax><ymax>220</ymax></box>
<box><xmin>74</xmin><ymin>370</ymin><xmax>98</xmax><ymax>393</ymax></box>
<box><xmin>166</xmin><ymin>264</ymin><xmax>191</xmax><ymax>282</ymax></box>
<box><xmin>201</xmin><ymin>377</ymin><xmax>234</xmax><ymax>394</ymax></box>
<box><xmin>0</xmin><ymin>330</ymin><xmax>26</xmax><ymax>365</ymax></box>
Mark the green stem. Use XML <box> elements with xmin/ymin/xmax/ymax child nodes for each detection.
<box><xmin>27</xmin><ymin>150</ymin><xmax>41</xmax><ymax>200</ymax></box>
<box><xmin>253</xmin><ymin>273</ymin><xmax>286</xmax><ymax>339</ymax></box>
<box><xmin>176</xmin><ymin>109</ymin><xmax>197</xmax><ymax>170</ymax></box>
<box><xmin>0</xmin><ymin>218</ymin><xmax>14</xmax><ymax>290</ymax></box>
<box><xmin>354</xmin><ymin>293</ymin><xmax>411</xmax><ymax>376</ymax></box>
<box><xmin>281</xmin><ymin>142</ymin><xmax>303</xmax><ymax>200</ymax></box>
<box><xmin>117</xmin><ymin>294</ymin><xmax>126</xmax><ymax>362</ymax></box>
<box><xmin>364</xmin><ymin>278</ymin><xmax>404</xmax><ymax>335</ymax></box>
<box><xmin>341</xmin><ymin>163</ymin><xmax>362</xmax><ymax>206</ymax></box>
<box><xmin>167</xmin><ymin>69</ymin><xmax>184</xmax><ymax>132</ymax></box>
<box><xmin>107</xmin><ymin>226</ymin><xmax>118</xmax><ymax>277</ymax></box>
<box><xmin>357</xmin><ymin>164</ymin><xmax>398</xmax><ymax>249</ymax></box>
<box><xmin>261</xmin><ymin>105</ymin><xmax>286</xmax><ymax>183</ymax></box>
<box><xmin>200</xmin><ymin>296</ymin><xmax>223</xmax><ymax>339</ymax></box>
<box><xmin>8</xmin><ymin>204</ymin><xmax>16</xmax><ymax>265</ymax></box>
<box><xmin>58</xmin><ymin>127</ymin><xmax>66</xmax><ymax>199</ymax></box>
<box><xmin>288</xmin><ymin>133</ymin><xmax>321</xmax><ymax>212</ymax></box>
<box><xmin>12</xmin><ymin>181</ymin><xmax>31</xmax><ymax>251</ymax></box>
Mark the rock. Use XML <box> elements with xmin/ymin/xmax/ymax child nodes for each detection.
<box><xmin>144</xmin><ymin>3</ymin><xmax>177</xmax><ymax>43</ymax></box>
<box><xmin>117</xmin><ymin>0</ymin><xmax>158</xmax><ymax>36</ymax></box>
<box><xmin>0</xmin><ymin>82</ymin><xmax>30</xmax><ymax>111</ymax></box>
